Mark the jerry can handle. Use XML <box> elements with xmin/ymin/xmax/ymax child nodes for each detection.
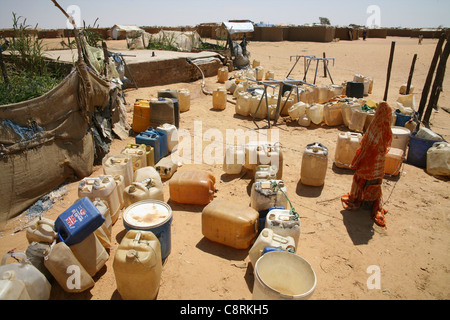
<box><xmin>1</xmin><ymin>252</ymin><xmax>28</xmax><ymax>265</ymax></box>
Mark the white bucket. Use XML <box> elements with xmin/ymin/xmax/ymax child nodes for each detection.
<box><xmin>391</xmin><ymin>126</ymin><xmax>411</xmax><ymax>153</ymax></box>
<box><xmin>252</xmin><ymin>251</ymin><xmax>316</xmax><ymax>300</ymax></box>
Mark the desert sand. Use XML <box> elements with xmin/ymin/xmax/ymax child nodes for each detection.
<box><xmin>1</xmin><ymin>36</ymin><xmax>449</xmax><ymax>301</ymax></box>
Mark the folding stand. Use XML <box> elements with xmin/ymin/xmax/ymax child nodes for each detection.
<box><xmin>246</xmin><ymin>78</ymin><xmax>315</xmax><ymax>128</ymax></box>
<box><xmin>305</xmin><ymin>56</ymin><xmax>336</xmax><ymax>84</ymax></box>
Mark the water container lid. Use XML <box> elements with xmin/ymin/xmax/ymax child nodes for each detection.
<box><xmin>123</xmin><ymin>200</ymin><xmax>172</xmax><ymax>229</ymax></box>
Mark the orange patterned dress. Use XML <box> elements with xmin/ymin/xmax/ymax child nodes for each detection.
<box><xmin>341</xmin><ymin>102</ymin><xmax>393</xmax><ymax>227</ymax></box>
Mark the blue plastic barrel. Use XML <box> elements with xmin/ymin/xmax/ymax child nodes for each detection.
<box><xmin>407</xmin><ymin>132</ymin><xmax>438</xmax><ymax>168</ymax></box>
<box><xmin>54</xmin><ymin>197</ymin><xmax>105</xmax><ymax>246</ymax></box>
<box><xmin>123</xmin><ymin>200</ymin><xmax>173</xmax><ymax>261</ymax></box>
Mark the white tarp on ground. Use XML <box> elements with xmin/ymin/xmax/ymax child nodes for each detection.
<box><xmin>223</xmin><ymin>22</ymin><xmax>254</xmax><ymax>34</ymax></box>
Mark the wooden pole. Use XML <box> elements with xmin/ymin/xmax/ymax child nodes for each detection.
<box><xmin>383</xmin><ymin>41</ymin><xmax>396</xmax><ymax>101</ymax></box>
<box><xmin>323</xmin><ymin>52</ymin><xmax>327</xmax><ymax>77</ymax></box>
<box><xmin>417</xmin><ymin>33</ymin><xmax>446</xmax><ymax>119</ymax></box>
<box><xmin>406</xmin><ymin>53</ymin><xmax>417</xmax><ymax>94</ymax></box>
<box><xmin>0</xmin><ymin>46</ymin><xmax>9</xmax><ymax>85</ymax></box>
<box><xmin>422</xmin><ymin>37</ymin><xmax>450</xmax><ymax>126</ymax></box>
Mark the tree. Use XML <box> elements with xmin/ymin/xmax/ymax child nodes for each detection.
<box><xmin>319</xmin><ymin>17</ymin><xmax>331</xmax><ymax>25</ymax></box>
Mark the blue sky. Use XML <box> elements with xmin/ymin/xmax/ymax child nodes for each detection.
<box><xmin>1</xmin><ymin>0</ymin><xmax>449</xmax><ymax>29</ymax></box>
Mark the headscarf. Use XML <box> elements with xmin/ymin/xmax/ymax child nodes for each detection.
<box><xmin>350</xmin><ymin>101</ymin><xmax>393</xmax><ymax>180</ymax></box>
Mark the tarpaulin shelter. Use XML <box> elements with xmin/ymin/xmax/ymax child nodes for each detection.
<box><xmin>111</xmin><ymin>25</ymin><xmax>144</xmax><ymax>40</ymax></box>
<box><xmin>0</xmin><ymin>26</ymin><xmax>130</xmax><ymax>223</ymax></box>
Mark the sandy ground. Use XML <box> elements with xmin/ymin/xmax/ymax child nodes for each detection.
<box><xmin>1</xmin><ymin>37</ymin><xmax>449</xmax><ymax>300</ymax></box>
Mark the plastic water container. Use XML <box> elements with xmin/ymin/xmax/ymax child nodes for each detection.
<box><xmin>155</xmin><ymin>156</ymin><xmax>178</xmax><ymax>180</ymax></box>
<box><xmin>145</xmin><ymin>127</ymin><xmax>169</xmax><ymax>160</ymax></box>
<box><xmin>125</xmin><ymin>143</ymin><xmax>155</xmax><ymax>168</ymax></box>
<box><xmin>250</xmin><ymin>95</ymin><xmax>268</xmax><ymax>119</ymax></box>
<box><xmin>201</xmin><ymin>200</ymin><xmax>259</xmax><ymax>249</ymax></box>
<box><xmin>416</xmin><ymin>127</ymin><xmax>443</xmax><ymax>141</ymax></box>
<box><xmin>132</xmin><ymin>99</ymin><xmax>150</xmax><ymax>133</ymax></box>
<box><xmin>44</xmin><ymin>242</ymin><xmax>94</xmax><ymax>293</ymax></box>
<box><xmin>102</xmin><ymin>154</ymin><xmax>134</xmax><ymax>187</ymax></box>
<box><xmin>25</xmin><ymin>242</ymin><xmax>53</xmax><ymax>283</ymax></box>
<box><xmin>150</xmin><ymin>98</ymin><xmax>175</xmax><ymax>128</ymax></box>
<box><xmin>249</xmin><ymin>228</ymin><xmax>296</xmax><ymax>267</ymax></box>
<box><xmin>245</xmin><ymin>143</ymin><xmax>283</xmax><ymax>179</ymax></box>
<box><xmin>157</xmin><ymin>123</ymin><xmax>178</xmax><ymax>153</ymax></box>
<box><xmin>113</xmin><ymin>230</ymin><xmax>162</xmax><ymax>300</ymax></box>
<box><xmin>223</xmin><ymin>145</ymin><xmax>245</xmax><ymax>175</ymax></box>
<box><xmin>341</xmin><ymin>101</ymin><xmax>361</xmax><ymax>127</ymax></box>
<box><xmin>157</xmin><ymin>88</ymin><xmax>178</xmax><ymax>100</ymax></box>
<box><xmin>385</xmin><ymin>148</ymin><xmax>404</xmax><ymax>176</ymax></box>
<box><xmin>235</xmin><ymin>92</ymin><xmax>251</xmax><ymax>116</ymax></box>
<box><xmin>334</xmin><ymin>132</ymin><xmax>362</xmax><ymax>169</ymax></box>
<box><xmin>0</xmin><ymin>275</ymin><xmax>30</xmax><ymax>300</ymax></box>
<box><xmin>123</xmin><ymin>201</ymin><xmax>172</xmax><ymax>261</ymax></box>
<box><xmin>135</xmin><ymin>132</ymin><xmax>159</xmax><ymax>165</ymax></box>
<box><xmin>54</xmin><ymin>197</ymin><xmax>106</xmax><ymax>246</ymax></box>
<box><xmin>121</xmin><ymin>146</ymin><xmax>148</xmax><ymax>171</ymax></box>
<box><xmin>298</xmin><ymin>114</ymin><xmax>311</xmax><ymax>127</ymax></box>
<box><xmin>169</xmin><ymin>171</ymin><xmax>216</xmax><ymax>205</ymax></box>
<box><xmin>306</xmin><ymin>104</ymin><xmax>324</xmax><ymax>125</ymax></box>
<box><xmin>254</xmin><ymin>165</ymin><xmax>277</xmax><ymax>182</ymax></box>
<box><xmin>353</xmin><ymin>74</ymin><xmax>371</xmax><ymax>96</ymax></box>
<box><xmin>124</xmin><ymin>181</ymin><xmax>164</xmax><ymax>206</ymax></box>
<box><xmin>288</xmin><ymin>101</ymin><xmax>307</xmax><ymax>120</ymax></box>
<box><xmin>329</xmin><ymin>84</ymin><xmax>344</xmax><ymax>99</ymax></box>
<box><xmin>400</xmin><ymin>84</ymin><xmax>414</xmax><ymax>95</ymax></box>
<box><xmin>93</xmin><ymin>198</ymin><xmax>112</xmax><ymax>249</ymax></box>
<box><xmin>301</xmin><ymin>142</ymin><xmax>328</xmax><ymax>186</ymax></box>
<box><xmin>250</xmin><ymin>180</ymin><xmax>288</xmax><ymax>212</ymax></box>
<box><xmin>317</xmin><ymin>85</ymin><xmax>329</xmax><ymax>104</ymax></box>
<box><xmin>426</xmin><ymin>142</ymin><xmax>450</xmax><ymax>176</ymax></box>
<box><xmin>323</xmin><ymin>102</ymin><xmax>344</xmax><ymax>126</ymax></box>
<box><xmin>78</xmin><ymin>175</ymin><xmax>121</xmax><ymax>225</ymax></box>
<box><xmin>70</xmin><ymin>233</ymin><xmax>109</xmax><ymax>277</ymax></box>
<box><xmin>407</xmin><ymin>132</ymin><xmax>439</xmax><ymax>168</ymax></box>
<box><xmin>0</xmin><ymin>252</ymin><xmax>51</xmax><ymax>300</ymax></box>
<box><xmin>397</xmin><ymin>94</ymin><xmax>416</xmax><ymax>109</ymax></box>
<box><xmin>394</xmin><ymin>109</ymin><xmax>413</xmax><ymax>127</ymax></box>
<box><xmin>255</xmin><ymin>66</ymin><xmax>264</xmax><ymax>81</ymax></box>
<box><xmin>252</xmin><ymin>59</ymin><xmax>260</xmax><ymax>68</ymax></box>
<box><xmin>134</xmin><ymin>166</ymin><xmax>163</xmax><ymax>185</ymax></box>
<box><xmin>265</xmin><ymin>70</ymin><xmax>275</xmax><ymax>80</ymax></box>
<box><xmin>178</xmin><ymin>88</ymin><xmax>190</xmax><ymax>112</ymax></box>
<box><xmin>213</xmin><ymin>87</ymin><xmax>227</xmax><ymax>110</ymax></box>
<box><xmin>265</xmin><ymin>209</ymin><xmax>301</xmax><ymax>246</ymax></box>
<box><xmin>280</xmin><ymin>97</ymin><xmax>294</xmax><ymax>116</ymax></box>
<box><xmin>391</xmin><ymin>126</ymin><xmax>411</xmax><ymax>153</ymax></box>
<box><xmin>346</xmin><ymin>81</ymin><xmax>364</xmax><ymax>98</ymax></box>
<box><xmin>25</xmin><ymin>217</ymin><xmax>56</xmax><ymax>244</ymax></box>
<box><xmin>252</xmin><ymin>251</ymin><xmax>316</xmax><ymax>300</ymax></box>
<box><xmin>348</xmin><ymin>108</ymin><xmax>367</xmax><ymax>133</ymax></box>
<box><xmin>217</xmin><ymin>66</ymin><xmax>229</xmax><ymax>83</ymax></box>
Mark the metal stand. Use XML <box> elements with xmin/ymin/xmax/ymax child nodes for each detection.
<box><xmin>307</xmin><ymin>57</ymin><xmax>335</xmax><ymax>84</ymax></box>
<box><xmin>286</xmin><ymin>55</ymin><xmax>316</xmax><ymax>80</ymax></box>
<box><xmin>246</xmin><ymin>78</ymin><xmax>315</xmax><ymax>128</ymax></box>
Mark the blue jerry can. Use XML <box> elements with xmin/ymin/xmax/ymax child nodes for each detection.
<box><xmin>54</xmin><ymin>197</ymin><xmax>105</xmax><ymax>246</ymax></box>
<box><xmin>145</xmin><ymin>127</ymin><xmax>168</xmax><ymax>160</ymax></box>
<box><xmin>136</xmin><ymin>130</ymin><xmax>161</xmax><ymax>163</ymax></box>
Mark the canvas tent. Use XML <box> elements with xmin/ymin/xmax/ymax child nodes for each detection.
<box><xmin>112</xmin><ymin>24</ymin><xmax>144</xmax><ymax>40</ymax></box>
<box><xmin>144</xmin><ymin>30</ymin><xmax>202</xmax><ymax>51</ymax></box>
